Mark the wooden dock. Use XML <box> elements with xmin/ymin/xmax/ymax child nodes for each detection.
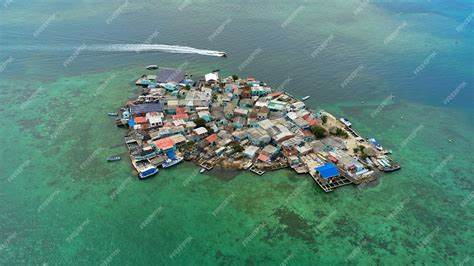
<box><xmin>249</xmin><ymin>166</ymin><xmax>266</xmax><ymax>176</ymax></box>
<box><xmin>197</xmin><ymin>158</ymin><xmax>214</xmax><ymax>170</ymax></box>
<box><xmin>309</xmin><ymin>171</ymin><xmax>353</xmax><ymax>193</ymax></box>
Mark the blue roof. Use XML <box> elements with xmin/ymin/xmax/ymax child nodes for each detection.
<box><xmin>315</xmin><ymin>163</ymin><xmax>340</xmax><ymax>179</ymax></box>
<box><xmin>166</xmin><ymin>150</ymin><xmax>176</xmax><ymax>158</ymax></box>
<box><xmin>156</xmin><ymin>68</ymin><xmax>185</xmax><ymax>83</ymax></box>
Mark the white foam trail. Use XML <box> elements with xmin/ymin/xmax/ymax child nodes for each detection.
<box><xmin>86</xmin><ymin>44</ymin><xmax>224</xmax><ymax>57</ymax></box>
<box><xmin>0</xmin><ymin>44</ymin><xmax>225</xmax><ymax>57</ymax></box>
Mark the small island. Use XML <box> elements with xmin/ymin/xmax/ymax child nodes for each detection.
<box><xmin>113</xmin><ymin>67</ymin><xmax>400</xmax><ymax>192</ymax></box>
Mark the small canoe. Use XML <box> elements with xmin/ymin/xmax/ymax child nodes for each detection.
<box><xmin>107</xmin><ymin>156</ymin><xmax>121</xmax><ymax>162</ymax></box>
<box><xmin>200</xmin><ymin>168</ymin><xmax>206</xmax><ymax>174</ymax></box>
<box><xmin>146</xmin><ymin>65</ymin><xmax>158</xmax><ymax>70</ymax></box>
<box><xmin>108</xmin><ymin>112</ymin><xmax>118</xmax><ymax>116</ymax></box>
<box><xmin>302</xmin><ymin>96</ymin><xmax>310</xmax><ymax>101</ymax></box>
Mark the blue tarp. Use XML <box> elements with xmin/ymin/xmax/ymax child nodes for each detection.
<box><xmin>166</xmin><ymin>150</ymin><xmax>176</xmax><ymax>158</ymax></box>
<box><xmin>315</xmin><ymin>163</ymin><xmax>340</xmax><ymax>179</ymax></box>
<box><xmin>128</xmin><ymin>119</ymin><xmax>136</xmax><ymax>127</ymax></box>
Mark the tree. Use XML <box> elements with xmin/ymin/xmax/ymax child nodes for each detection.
<box><xmin>335</xmin><ymin>128</ymin><xmax>349</xmax><ymax>138</ymax></box>
<box><xmin>193</xmin><ymin>118</ymin><xmax>206</xmax><ymax>128</ymax></box>
<box><xmin>233</xmin><ymin>144</ymin><xmax>244</xmax><ymax>153</ymax></box>
<box><xmin>321</xmin><ymin>115</ymin><xmax>328</xmax><ymax>124</ymax></box>
<box><xmin>353</xmin><ymin>147</ymin><xmax>359</xmax><ymax>154</ymax></box>
<box><xmin>311</xmin><ymin>125</ymin><xmax>328</xmax><ymax>139</ymax></box>
<box><xmin>232</xmin><ymin>75</ymin><xmax>239</xmax><ymax>81</ymax></box>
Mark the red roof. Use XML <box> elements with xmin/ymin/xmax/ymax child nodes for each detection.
<box><xmin>176</xmin><ymin>108</ymin><xmax>187</xmax><ymax>114</ymax></box>
<box><xmin>247</xmin><ymin>77</ymin><xmax>256</xmax><ymax>81</ymax></box>
<box><xmin>205</xmin><ymin>133</ymin><xmax>218</xmax><ymax>143</ymax></box>
<box><xmin>173</xmin><ymin>113</ymin><xmax>189</xmax><ymax>120</ymax></box>
<box><xmin>305</xmin><ymin>117</ymin><xmax>320</xmax><ymax>126</ymax></box>
<box><xmin>153</xmin><ymin>138</ymin><xmax>174</xmax><ymax>150</ymax></box>
<box><xmin>302</xmin><ymin>129</ymin><xmax>313</xmax><ymax>136</ymax></box>
<box><xmin>134</xmin><ymin>117</ymin><xmax>147</xmax><ymax>124</ymax></box>
<box><xmin>258</xmin><ymin>154</ymin><xmax>270</xmax><ymax>162</ymax></box>
<box><xmin>329</xmin><ymin>156</ymin><xmax>338</xmax><ymax>163</ymax></box>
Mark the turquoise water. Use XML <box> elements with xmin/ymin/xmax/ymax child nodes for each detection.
<box><xmin>1</xmin><ymin>0</ymin><xmax>473</xmax><ymax>264</ymax></box>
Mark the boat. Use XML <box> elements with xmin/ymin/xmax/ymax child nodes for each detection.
<box><xmin>200</xmin><ymin>168</ymin><xmax>206</xmax><ymax>174</ymax></box>
<box><xmin>383</xmin><ymin>165</ymin><xmax>401</xmax><ymax>172</ymax></box>
<box><xmin>107</xmin><ymin>156</ymin><xmax>121</xmax><ymax>162</ymax></box>
<box><xmin>302</xmin><ymin>96</ymin><xmax>310</xmax><ymax>101</ymax></box>
<box><xmin>132</xmin><ymin>159</ymin><xmax>158</xmax><ymax>179</ymax></box>
<box><xmin>340</xmin><ymin>118</ymin><xmax>352</xmax><ymax>127</ymax></box>
<box><xmin>367</xmin><ymin>138</ymin><xmax>383</xmax><ymax>151</ymax></box>
<box><xmin>138</xmin><ymin>166</ymin><xmax>159</xmax><ymax>179</ymax></box>
<box><xmin>162</xmin><ymin>156</ymin><xmax>183</xmax><ymax>168</ymax></box>
<box><xmin>217</xmin><ymin>52</ymin><xmax>227</xmax><ymax>57</ymax></box>
<box><xmin>108</xmin><ymin>112</ymin><xmax>118</xmax><ymax>116</ymax></box>
<box><xmin>146</xmin><ymin>64</ymin><xmax>158</xmax><ymax>70</ymax></box>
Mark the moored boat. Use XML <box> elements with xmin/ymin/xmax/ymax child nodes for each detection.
<box><xmin>108</xmin><ymin>112</ymin><xmax>118</xmax><ymax>116</ymax></box>
<box><xmin>200</xmin><ymin>168</ymin><xmax>206</xmax><ymax>174</ymax></box>
<box><xmin>302</xmin><ymin>96</ymin><xmax>310</xmax><ymax>101</ymax></box>
<box><xmin>367</xmin><ymin>138</ymin><xmax>383</xmax><ymax>151</ymax></box>
<box><xmin>146</xmin><ymin>64</ymin><xmax>158</xmax><ymax>70</ymax></box>
<box><xmin>138</xmin><ymin>166</ymin><xmax>159</xmax><ymax>179</ymax></box>
<box><xmin>162</xmin><ymin>157</ymin><xmax>183</xmax><ymax>168</ymax></box>
<box><xmin>107</xmin><ymin>156</ymin><xmax>121</xmax><ymax>162</ymax></box>
<box><xmin>340</xmin><ymin>118</ymin><xmax>352</xmax><ymax>127</ymax></box>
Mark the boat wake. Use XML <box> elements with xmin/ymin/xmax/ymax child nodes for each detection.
<box><xmin>86</xmin><ymin>44</ymin><xmax>225</xmax><ymax>57</ymax></box>
<box><xmin>1</xmin><ymin>43</ymin><xmax>225</xmax><ymax>58</ymax></box>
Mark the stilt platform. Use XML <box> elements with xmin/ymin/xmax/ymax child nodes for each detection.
<box><xmin>309</xmin><ymin>172</ymin><xmax>353</xmax><ymax>193</ymax></box>
<box><xmin>249</xmin><ymin>166</ymin><xmax>266</xmax><ymax>176</ymax></box>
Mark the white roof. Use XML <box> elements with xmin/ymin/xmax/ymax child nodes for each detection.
<box><xmin>287</xmin><ymin>112</ymin><xmax>298</xmax><ymax>120</ymax></box>
<box><xmin>258</xmin><ymin>119</ymin><xmax>274</xmax><ymax>130</ymax></box>
<box><xmin>147</xmin><ymin>116</ymin><xmax>162</xmax><ymax>124</ymax></box>
<box><xmin>198</xmin><ymin>111</ymin><xmax>211</xmax><ymax>118</ymax></box>
<box><xmin>205</xmin><ymin>72</ymin><xmax>219</xmax><ymax>82</ymax></box>
<box><xmin>244</xmin><ymin>145</ymin><xmax>259</xmax><ymax>156</ymax></box>
<box><xmin>194</xmin><ymin>127</ymin><xmax>208</xmax><ymax>135</ymax></box>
